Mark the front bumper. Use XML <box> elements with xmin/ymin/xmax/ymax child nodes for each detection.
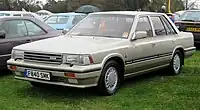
<box><xmin>184</xmin><ymin>47</ymin><xmax>196</xmax><ymax>58</ymax></box>
<box><xmin>7</xmin><ymin>59</ymin><xmax>102</xmax><ymax>88</ymax></box>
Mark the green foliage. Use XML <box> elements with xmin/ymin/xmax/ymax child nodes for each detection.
<box><xmin>1</xmin><ymin>51</ymin><xmax>200</xmax><ymax>109</ymax></box>
<box><xmin>149</xmin><ymin>0</ymin><xmax>184</xmax><ymax>12</ymax></box>
<box><xmin>2</xmin><ymin>0</ymin><xmax>185</xmax><ymax>13</ymax></box>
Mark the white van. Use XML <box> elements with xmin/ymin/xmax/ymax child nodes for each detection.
<box><xmin>0</xmin><ymin>11</ymin><xmax>43</xmax><ymax>21</ymax></box>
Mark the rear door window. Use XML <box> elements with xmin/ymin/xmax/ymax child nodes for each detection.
<box><xmin>160</xmin><ymin>16</ymin><xmax>176</xmax><ymax>34</ymax></box>
<box><xmin>150</xmin><ymin>16</ymin><xmax>166</xmax><ymax>36</ymax></box>
<box><xmin>24</xmin><ymin>20</ymin><xmax>46</xmax><ymax>36</ymax></box>
<box><xmin>45</xmin><ymin>15</ymin><xmax>69</xmax><ymax>24</ymax></box>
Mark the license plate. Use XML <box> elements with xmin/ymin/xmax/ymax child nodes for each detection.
<box><xmin>25</xmin><ymin>70</ymin><xmax>50</xmax><ymax>80</ymax></box>
<box><xmin>186</xmin><ymin>27</ymin><xmax>200</xmax><ymax>32</ymax></box>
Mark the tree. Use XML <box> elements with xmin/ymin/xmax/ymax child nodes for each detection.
<box><xmin>149</xmin><ymin>0</ymin><xmax>184</xmax><ymax>12</ymax></box>
<box><xmin>44</xmin><ymin>0</ymin><xmax>67</xmax><ymax>13</ymax></box>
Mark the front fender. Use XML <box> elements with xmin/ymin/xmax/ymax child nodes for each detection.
<box><xmin>101</xmin><ymin>53</ymin><xmax>125</xmax><ymax>69</ymax></box>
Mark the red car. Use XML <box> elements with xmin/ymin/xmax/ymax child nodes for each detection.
<box><xmin>0</xmin><ymin>16</ymin><xmax>60</xmax><ymax>69</ymax></box>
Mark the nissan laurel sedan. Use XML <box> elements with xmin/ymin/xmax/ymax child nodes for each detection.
<box><xmin>7</xmin><ymin>11</ymin><xmax>196</xmax><ymax>96</ymax></box>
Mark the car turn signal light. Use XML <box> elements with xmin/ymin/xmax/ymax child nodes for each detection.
<box><xmin>64</xmin><ymin>72</ymin><xmax>76</xmax><ymax>78</ymax></box>
<box><xmin>10</xmin><ymin>66</ymin><xmax>17</xmax><ymax>71</ymax></box>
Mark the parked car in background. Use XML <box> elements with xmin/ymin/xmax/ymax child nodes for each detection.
<box><xmin>174</xmin><ymin>10</ymin><xmax>185</xmax><ymax>21</ymax></box>
<box><xmin>0</xmin><ymin>16</ymin><xmax>60</xmax><ymax>69</ymax></box>
<box><xmin>7</xmin><ymin>11</ymin><xmax>195</xmax><ymax>96</ymax></box>
<box><xmin>0</xmin><ymin>11</ymin><xmax>43</xmax><ymax>21</ymax></box>
<box><xmin>166</xmin><ymin>13</ymin><xmax>175</xmax><ymax>23</ymax></box>
<box><xmin>44</xmin><ymin>12</ymin><xmax>87</xmax><ymax>33</ymax></box>
<box><xmin>36</xmin><ymin>10</ymin><xmax>53</xmax><ymax>21</ymax></box>
<box><xmin>175</xmin><ymin>10</ymin><xmax>200</xmax><ymax>44</ymax></box>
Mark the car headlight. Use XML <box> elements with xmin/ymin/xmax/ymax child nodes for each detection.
<box><xmin>11</xmin><ymin>50</ymin><xmax>24</xmax><ymax>60</ymax></box>
<box><xmin>62</xmin><ymin>54</ymin><xmax>93</xmax><ymax>65</ymax></box>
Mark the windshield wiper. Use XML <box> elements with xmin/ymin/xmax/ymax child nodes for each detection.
<box><xmin>69</xmin><ymin>34</ymin><xmax>123</xmax><ymax>38</ymax></box>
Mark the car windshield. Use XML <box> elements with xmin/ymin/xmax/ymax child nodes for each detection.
<box><xmin>68</xmin><ymin>14</ymin><xmax>134</xmax><ymax>38</ymax></box>
<box><xmin>45</xmin><ymin>15</ymin><xmax>69</xmax><ymax>24</ymax></box>
<box><xmin>179</xmin><ymin>11</ymin><xmax>200</xmax><ymax>21</ymax></box>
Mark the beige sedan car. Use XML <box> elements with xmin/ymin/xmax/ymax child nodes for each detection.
<box><xmin>7</xmin><ymin>11</ymin><xmax>196</xmax><ymax>96</ymax></box>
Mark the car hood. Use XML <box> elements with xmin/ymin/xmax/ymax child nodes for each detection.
<box><xmin>14</xmin><ymin>35</ymin><xmax>129</xmax><ymax>54</ymax></box>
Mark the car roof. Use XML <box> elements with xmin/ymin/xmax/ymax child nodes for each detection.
<box><xmin>184</xmin><ymin>10</ymin><xmax>200</xmax><ymax>12</ymax></box>
<box><xmin>89</xmin><ymin>11</ymin><xmax>165</xmax><ymax>16</ymax></box>
<box><xmin>0</xmin><ymin>11</ymin><xmax>34</xmax><ymax>15</ymax></box>
<box><xmin>0</xmin><ymin>16</ymin><xmax>37</xmax><ymax>20</ymax></box>
<box><xmin>51</xmin><ymin>12</ymin><xmax>87</xmax><ymax>16</ymax></box>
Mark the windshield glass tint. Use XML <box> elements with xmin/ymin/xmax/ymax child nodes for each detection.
<box><xmin>179</xmin><ymin>11</ymin><xmax>200</xmax><ymax>21</ymax></box>
<box><xmin>68</xmin><ymin>14</ymin><xmax>134</xmax><ymax>38</ymax></box>
<box><xmin>45</xmin><ymin>15</ymin><xmax>69</xmax><ymax>24</ymax></box>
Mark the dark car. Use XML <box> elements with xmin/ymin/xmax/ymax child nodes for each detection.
<box><xmin>175</xmin><ymin>10</ymin><xmax>200</xmax><ymax>44</ymax></box>
<box><xmin>0</xmin><ymin>16</ymin><xmax>60</xmax><ymax>69</ymax></box>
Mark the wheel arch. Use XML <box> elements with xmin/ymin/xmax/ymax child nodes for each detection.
<box><xmin>172</xmin><ymin>46</ymin><xmax>185</xmax><ymax>65</ymax></box>
<box><xmin>101</xmin><ymin>53</ymin><xmax>125</xmax><ymax>79</ymax></box>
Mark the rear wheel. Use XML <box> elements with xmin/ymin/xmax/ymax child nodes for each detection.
<box><xmin>169</xmin><ymin>50</ymin><xmax>183</xmax><ymax>75</ymax></box>
<box><xmin>97</xmin><ymin>60</ymin><xmax>121</xmax><ymax>96</ymax></box>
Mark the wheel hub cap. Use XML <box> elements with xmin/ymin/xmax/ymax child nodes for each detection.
<box><xmin>173</xmin><ymin>54</ymin><xmax>181</xmax><ymax>73</ymax></box>
<box><xmin>105</xmin><ymin>67</ymin><xmax>118</xmax><ymax>92</ymax></box>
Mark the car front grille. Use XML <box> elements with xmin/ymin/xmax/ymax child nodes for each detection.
<box><xmin>24</xmin><ymin>51</ymin><xmax>62</xmax><ymax>64</ymax></box>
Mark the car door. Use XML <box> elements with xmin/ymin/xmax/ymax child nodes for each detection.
<box><xmin>149</xmin><ymin>15</ymin><xmax>175</xmax><ymax>66</ymax></box>
<box><xmin>126</xmin><ymin>16</ymin><xmax>155</xmax><ymax>74</ymax></box>
<box><xmin>24</xmin><ymin>20</ymin><xmax>50</xmax><ymax>41</ymax></box>
<box><xmin>0</xmin><ymin>19</ymin><xmax>30</xmax><ymax>67</ymax></box>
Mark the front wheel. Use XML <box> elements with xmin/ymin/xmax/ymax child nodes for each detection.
<box><xmin>169</xmin><ymin>50</ymin><xmax>183</xmax><ymax>75</ymax></box>
<box><xmin>97</xmin><ymin>60</ymin><xmax>121</xmax><ymax>96</ymax></box>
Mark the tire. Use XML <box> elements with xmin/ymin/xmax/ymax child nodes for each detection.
<box><xmin>168</xmin><ymin>50</ymin><xmax>183</xmax><ymax>75</ymax></box>
<box><xmin>97</xmin><ymin>60</ymin><xmax>121</xmax><ymax>96</ymax></box>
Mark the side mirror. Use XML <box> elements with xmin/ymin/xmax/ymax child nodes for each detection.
<box><xmin>135</xmin><ymin>31</ymin><xmax>147</xmax><ymax>39</ymax></box>
<box><xmin>62</xmin><ymin>29</ymin><xmax>69</xmax><ymax>34</ymax></box>
<box><xmin>0</xmin><ymin>31</ymin><xmax>6</xmax><ymax>39</ymax></box>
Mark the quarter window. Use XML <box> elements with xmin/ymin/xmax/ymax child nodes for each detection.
<box><xmin>150</xmin><ymin>16</ymin><xmax>166</xmax><ymax>36</ymax></box>
<box><xmin>160</xmin><ymin>16</ymin><xmax>176</xmax><ymax>34</ymax></box>
<box><xmin>25</xmin><ymin>20</ymin><xmax>46</xmax><ymax>36</ymax></box>
<box><xmin>136</xmin><ymin>16</ymin><xmax>153</xmax><ymax>37</ymax></box>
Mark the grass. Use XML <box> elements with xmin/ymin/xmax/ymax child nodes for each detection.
<box><xmin>1</xmin><ymin>51</ymin><xmax>200</xmax><ymax>110</ymax></box>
